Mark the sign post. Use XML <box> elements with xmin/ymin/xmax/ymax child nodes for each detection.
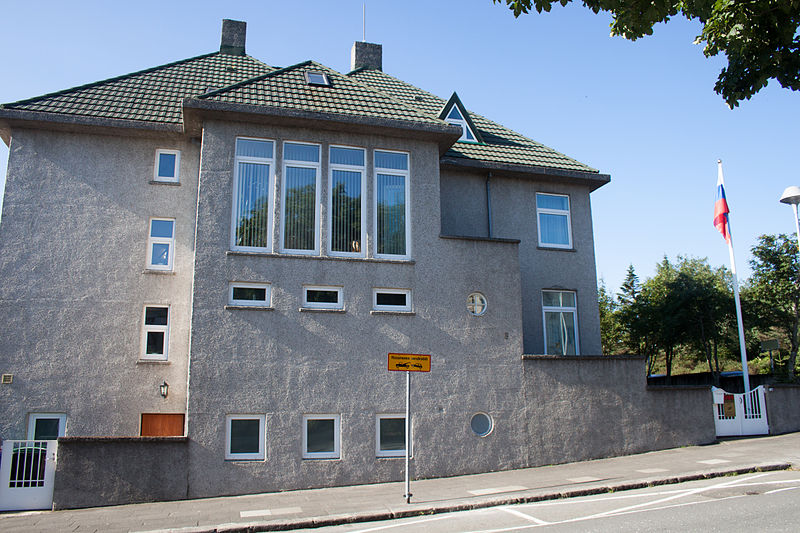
<box><xmin>387</xmin><ymin>353</ymin><xmax>431</xmax><ymax>503</ymax></box>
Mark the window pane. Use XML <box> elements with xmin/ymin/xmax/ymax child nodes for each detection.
<box><xmin>465</xmin><ymin>128</ymin><xmax>475</xmax><ymax>141</ymax></box>
<box><xmin>545</xmin><ymin>311</ymin><xmax>577</xmax><ymax>355</ymax></box>
<box><xmin>235</xmin><ymin>162</ymin><xmax>271</xmax><ymax>248</ymax></box>
<box><xmin>157</xmin><ymin>153</ymin><xmax>176</xmax><ymax>178</ymax></box>
<box><xmin>377</xmin><ymin>174</ymin><xmax>406</xmax><ymax>255</ymax></box>
<box><xmin>376</xmin><ymin>292</ymin><xmax>406</xmax><ymax>307</ymax></box>
<box><xmin>150</xmin><ymin>220</ymin><xmax>174</xmax><ymax>238</ymax></box>
<box><xmin>33</xmin><ymin>419</ymin><xmax>61</xmax><ymax>440</ymax></box>
<box><xmin>236</xmin><ymin>138</ymin><xmax>273</xmax><ymax>159</ymax></box>
<box><xmin>375</xmin><ymin>151</ymin><xmax>408</xmax><ymax>171</ymax></box>
<box><xmin>537</xmin><ymin>194</ymin><xmax>569</xmax><ymax>211</ymax></box>
<box><xmin>446</xmin><ymin>107</ymin><xmax>463</xmax><ymax>120</ymax></box>
<box><xmin>330</xmin><ymin>147</ymin><xmax>364</xmax><ymax>166</ymax></box>
<box><xmin>145</xmin><ymin>307</ymin><xmax>168</xmax><ymax>325</ymax></box>
<box><xmin>307</xmin><ymin>72</ymin><xmax>327</xmax><ymax>85</ymax></box>
<box><xmin>561</xmin><ymin>292</ymin><xmax>576</xmax><ymax>307</ymax></box>
<box><xmin>306</xmin><ymin>419</ymin><xmax>335</xmax><ymax>453</ymax></box>
<box><xmin>306</xmin><ymin>289</ymin><xmax>338</xmax><ymax>304</ymax></box>
<box><xmin>331</xmin><ymin>169</ymin><xmax>361</xmax><ymax>253</ymax></box>
<box><xmin>230</xmin><ymin>419</ymin><xmax>261</xmax><ymax>454</ymax></box>
<box><xmin>285</xmin><ymin>143</ymin><xmax>320</xmax><ymax>162</ymax></box>
<box><xmin>284</xmin><ymin>166</ymin><xmax>317</xmax><ymax>250</ymax></box>
<box><xmin>542</xmin><ymin>291</ymin><xmax>561</xmax><ymax>307</ymax></box>
<box><xmin>232</xmin><ymin>287</ymin><xmax>267</xmax><ymax>301</ymax></box>
<box><xmin>151</xmin><ymin>243</ymin><xmax>170</xmax><ymax>266</ymax></box>
<box><xmin>470</xmin><ymin>413</ymin><xmax>492</xmax><ymax>436</ymax></box>
<box><xmin>540</xmin><ymin>213</ymin><xmax>569</xmax><ymax>245</ymax></box>
<box><xmin>379</xmin><ymin>418</ymin><xmax>405</xmax><ymax>451</ymax></box>
<box><xmin>146</xmin><ymin>331</ymin><xmax>165</xmax><ymax>355</ymax></box>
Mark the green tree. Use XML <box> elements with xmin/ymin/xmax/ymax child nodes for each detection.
<box><xmin>492</xmin><ymin>0</ymin><xmax>800</xmax><ymax>107</ymax></box>
<box><xmin>746</xmin><ymin>234</ymin><xmax>800</xmax><ymax>379</ymax></box>
<box><xmin>598</xmin><ymin>279</ymin><xmax>625</xmax><ymax>354</ymax></box>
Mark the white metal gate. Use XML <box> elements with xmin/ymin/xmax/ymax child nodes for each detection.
<box><xmin>712</xmin><ymin>386</ymin><xmax>769</xmax><ymax>437</ymax></box>
<box><xmin>0</xmin><ymin>440</ymin><xmax>57</xmax><ymax>511</ymax></box>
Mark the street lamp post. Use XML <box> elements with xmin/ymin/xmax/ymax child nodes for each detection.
<box><xmin>780</xmin><ymin>186</ymin><xmax>800</xmax><ymax>252</ymax></box>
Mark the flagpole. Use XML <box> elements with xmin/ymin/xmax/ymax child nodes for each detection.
<box><xmin>717</xmin><ymin>160</ymin><xmax>751</xmax><ymax>394</ymax></box>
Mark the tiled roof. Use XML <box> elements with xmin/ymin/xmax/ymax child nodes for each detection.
<box><xmin>197</xmin><ymin>61</ymin><xmax>448</xmax><ymax>127</ymax></box>
<box><xmin>1</xmin><ymin>53</ymin><xmax>272</xmax><ymax>124</ymax></box>
<box><xmin>348</xmin><ymin>68</ymin><xmax>598</xmax><ymax>174</ymax></box>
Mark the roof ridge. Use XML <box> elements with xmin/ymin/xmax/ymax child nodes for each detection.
<box><xmin>1</xmin><ymin>51</ymin><xmax>232</xmax><ymax>108</ymax></box>
<box><xmin>197</xmin><ymin>60</ymin><xmax>315</xmax><ymax>99</ymax></box>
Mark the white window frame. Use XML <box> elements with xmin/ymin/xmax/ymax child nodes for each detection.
<box><xmin>147</xmin><ymin>217</ymin><xmax>175</xmax><ymax>271</ymax></box>
<box><xmin>27</xmin><ymin>413</ymin><xmax>67</xmax><ymax>440</ymax></box>
<box><xmin>372</xmin><ymin>288</ymin><xmax>412</xmax><ymax>312</ymax></box>
<box><xmin>444</xmin><ymin>106</ymin><xmax>478</xmax><ymax>144</ymax></box>
<box><xmin>228</xmin><ymin>282</ymin><xmax>272</xmax><ymax>307</ymax></box>
<box><xmin>542</xmin><ymin>290</ymin><xmax>580</xmax><ymax>355</ymax></box>
<box><xmin>536</xmin><ymin>193</ymin><xmax>573</xmax><ymax>249</ymax></box>
<box><xmin>141</xmin><ymin>305</ymin><xmax>170</xmax><ymax>361</ymax></box>
<box><xmin>231</xmin><ymin>137</ymin><xmax>276</xmax><ymax>253</ymax></box>
<box><xmin>281</xmin><ymin>141</ymin><xmax>321</xmax><ymax>255</ymax></box>
<box><xmin>328</xmin><ymin>145</ymin><xmax>366</xmax><ymax>258</ymax></box>
<box><xmin>154</xmin><ymin>149</ymin><xmax>180</xmax><ymax>183</ymax></box>
<box><xmin>375</xmin><ymin>414</ymin><xmax>407</xmax><ymax>458</ymax></box>
<box><xmin>225</xmin><ymin>414</ymin><xmax>266</xmax><ymax>460</ymax></box>
<box><xmin>302</xmin><ymin>414</ymin><xmax>341</xmax><ymax>459</ymax></box>
<box><xmin>302</xmin><ymin>285</ymin><xmax>344</xmax><ymax>310</ymax></box>
<box><xmin>374</xmin><ymin>150</ymin><xmax>411</xmax><ymax>260</ymax></box>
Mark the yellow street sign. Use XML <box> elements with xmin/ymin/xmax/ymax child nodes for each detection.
<box><xmin>388</xmin><ymin>353</ymin><xmax>431</xmax><ymax>372</ymax></box>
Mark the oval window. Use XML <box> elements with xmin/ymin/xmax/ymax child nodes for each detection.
<box><xmin>467</xmin><ymin>292</ymin><xmax>487</xmax><ymax>316</ymax></box>
<box><xmin>470</xmin><ymin>412</ymin><xmax>493</xmax><ymax>437</ymax></box>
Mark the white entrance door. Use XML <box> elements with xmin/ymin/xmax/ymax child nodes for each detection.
<box><xmin>0</xmin><ymin>440</ymin><xmax>58</xmax><ymax>511</ymax></box>
<box><xmin>712</xmin><ymin>386</ymin><xmax>769</xmax><ymax>437</ymax></box>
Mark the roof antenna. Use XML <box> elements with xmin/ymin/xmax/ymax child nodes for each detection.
<box><xmin>362</xmin><ymin>2</ymin><xmax>366</xmax><ymax>42</ymax></box>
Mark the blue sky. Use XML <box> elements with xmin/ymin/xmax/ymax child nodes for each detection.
<box><xmin>1</xmin><ymin>1</ymin><xmax>798</xmax><ymax>293</ymax></box>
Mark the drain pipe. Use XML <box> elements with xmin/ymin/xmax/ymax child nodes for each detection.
<box><xmin>486</xmin><ymin>171</ymin><xmax>493</xmax><ymax>238</ymax></box>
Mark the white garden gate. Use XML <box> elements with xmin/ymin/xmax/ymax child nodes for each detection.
<box><xmin>711</xmin><ymin>386</ymin><xmax>769</xmax><ymax>437</ymax></box>
<box><xmin>0</xmin><ymin>440</ymin><xmax>57</xmax><ymax>511</ymax></box>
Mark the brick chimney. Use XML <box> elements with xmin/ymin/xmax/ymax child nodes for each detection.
<box><xmin>220</xmin><ymin>19</ymin><xmax>246</xmax><ymax>56</ymax></box>
<box><xmin>350</xmin><ymin>41</ymin><xmax>382</xmax><ymax>71</ymax></box>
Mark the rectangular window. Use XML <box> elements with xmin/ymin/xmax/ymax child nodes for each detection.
<box><xmin>27</xmin><ymin>413</ymin><xmax>66</xmax><ymax>440</ymax></box>
<box><xmin>229</xmin><ymin>282</ymin><xmax>271</xmax><ymax>307</ymax></box>
<box><xmin>375</xmin><ymin>150</ymin><xmax>410</xmax><ymax>258</ymax></box>
<box><xmin>373</xmin><ymin>288</ymin><xmax>412</xmax><ymax>312</ymax></box>
<box><xmin>232</xmin><ymin>138</ymin><xmax>275</xmax><ymax>252</ymax></box>
<box><xmin>154</xmin><ymin>149</ymin><xmax>180</xmax><ymax>182</ymax></box>
<box><xmin>376</xmin><ymin>414</ymin><xmax>406</xmax><ymax>457</ymax></box>
<box><xmin>329</xmin><ymin>146</ymin><xmax>366</xmax><ymax>257</ymax></box>
<box><xmin>147</xmin><ymin>218</ymin><xmax>175</xmax><ymax>271</ymax></box>
<box><xmin>542</xmin><ymin>290</ymin><xmax>579</xmax><ymax>355</ymax></box>
<box><xmin>282</xmin><ymin>142</ymin><xmax>321</xmax><ymax>254</ymax></box>
<box><xmin>225</xmin><ymin>415</ymin><xmax>266</xmax><ymax>460</ymax></box>
<box><xmin>303</xmin><ymin>285</ymin><xmax>343</xmax><ymax>310</ymax></box>
<box><xmin>303</xmin><ymin>414</ymin><xmax>340</xmax><ymax>459</ymax></box>
<box><xmin>142</xmin><ymin>305</ymin><xmax>169</xmax><ymax>360</ymax></box>
<box><xmin>536</xmin><ymin>193</ymin><xmax>572</xmax><ymax>248</ymax></box>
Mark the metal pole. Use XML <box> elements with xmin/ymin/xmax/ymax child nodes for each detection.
<box><xmin>792</xmin><ymin>203</ymin><xmax>800</xmax><ymax>254</ymax></box>
<box><xmin>404</xmin><ymin>370</ymin><xmax>411</xmax><ymax>503</ymax></box>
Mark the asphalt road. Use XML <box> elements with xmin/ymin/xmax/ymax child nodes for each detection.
<box><xmin>303</xmin><ymin>470</ymin><xmax>800</xmax><ymax>533</ymax></box>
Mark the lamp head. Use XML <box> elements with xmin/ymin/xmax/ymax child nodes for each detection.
<box><xmin>780</xmin><ymin>186</ymin><xmax>800</xmax><ymax>205</ymax></box>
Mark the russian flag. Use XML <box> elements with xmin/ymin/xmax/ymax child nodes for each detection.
<box><xmin>714</xmin><ymin>161</ymin><xmax>731</xmax><ymax>244</ymax></box>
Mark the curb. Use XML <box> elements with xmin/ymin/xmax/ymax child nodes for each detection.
<box><xmin>199</xmin><ymin>462</ymin><xmax>793</xmax><ymax>532</ymax></box>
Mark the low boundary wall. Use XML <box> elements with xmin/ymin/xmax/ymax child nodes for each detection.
<box><xmin>53</xmin><ymin>436</ymin><xmax>188</xmax><ymax>510</ymax></box>
<box><xmin>766</xmin><ymin>384</ymin><xmax>800</xmax><ymax>435</ymax></box>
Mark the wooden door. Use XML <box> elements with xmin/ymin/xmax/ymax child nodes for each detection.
<box><xmin>140</xmin><ymin>413</ymin><xmax>185</xmax><ymax>436</ymax></box>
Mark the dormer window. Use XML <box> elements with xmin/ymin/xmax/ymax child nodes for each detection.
<box><xmin>305</xmin><ymin>71</ymin><xmax>331</xmax><ymax>86</ymax></box>
<box><xmin>440</xmin><ymin>92</ymin><xmax>482</xmax><ymax>144</ymax></box>
<box><xmin>446</xmin><ymin>106</ymin><xmax>477</xmax><ymax>142</ymax></box>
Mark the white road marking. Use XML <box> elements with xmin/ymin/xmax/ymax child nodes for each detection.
<box><xmin>696</xmin><ymin>458</ymin><xmax>731</xmax><ymax>465</ymax></box>
<box><xmin>636</xmin><ymin>468</ymin><xmax>669</xmax><ymax>473</ymax></box>
<box><xmin>765</xmin><ymin>486</ymin><xmax>799</xmax><ymax>495</ymax></box>
<box><xmin>499</xmin><ymin>506</ymin><xmax>551</xmax><ymax>525</ymax></box>
<box><xmin>565</xmin><ymin>476</ymin><xmax>600</xmax><ymax>483</ymax></box>
<box><xmin>347</xmin><ymin>513</ymin><xmax>460</xmax><ymax>532</ymax></box>
<box><xmin>469</xmin><ymin>485</ymin><xmax>529</xmax><ymax>496</ymax></box>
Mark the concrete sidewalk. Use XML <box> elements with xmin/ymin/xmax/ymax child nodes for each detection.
<box><xmin>2</xmin><ymin>432</ymin><xmax>798</xmax><ymax>533</ymax></box>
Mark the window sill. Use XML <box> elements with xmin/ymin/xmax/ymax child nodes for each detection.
<box><xmin>370</xmin><ymin>310</ymin><xmax>415</xmax><ymax>316</ymax></box>
<box><xmin>143</xmin><ymin>269</ymin><xmax>176</xmax><ymax>275</ymax></box>
<box><xmin>137</xmin><ymin>359</ymin><xmax>170</xmax><ymax>365</ymax></box>
<box><xmin>149</xmin><ymin>180</ymin><xmax>181</xmax><ymax>186</ymax></box>
<box><xmin>299</xmin><ymin>307</ymin><xmax>346</xmax><ymax>313</ymax></box>
<box><xmin>225</xmin><ymin>305</ymin><xmax>274</xmax><ymax>311</ymax></box>
<box><xmin>227</xmin><ymin>250</ymin><xmax>415</xmax><ymax>265</ymax></box>
<box><xmin>536</xmin><ymin>246</ymin><xmax>576</xmax><ymax>252</ymax></box>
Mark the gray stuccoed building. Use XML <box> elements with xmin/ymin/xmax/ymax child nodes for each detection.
<box><xmin>0</xmin><ymin>20</ymin><xmax>713</xmax><ymax>507</ymax></box>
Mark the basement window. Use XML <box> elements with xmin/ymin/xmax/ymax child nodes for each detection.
<box><xmin>303</xmin><ymin>285</ymin><xmax>343</xmax><ymax>310</ymax></box>
<box><xmin>305</xmin><ymin>71</ymin><xmax>331</xmax><ymax>86</ymax></box>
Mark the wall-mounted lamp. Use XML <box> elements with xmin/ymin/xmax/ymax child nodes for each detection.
<box><xmin>159</xmin><ymin>381</ymin><xmax>169</xmax><ymax>398</ymax></box>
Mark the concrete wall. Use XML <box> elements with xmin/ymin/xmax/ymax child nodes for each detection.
<box><xmin>522</xmin><ymin>355</ymin><xmax>716</xmax><ymax>466</ymax></box>
<box><xmin>766</xmin><ymin>384</ymin><xmax>800</xmax><ymax>435</ymax></box>
<box><xmin>0</xmin><ymin>129</ymin><xmax>194</xmax><ymax>439</ymax></box>
<box><xmin>440</xmin><ymin>170</ymin><xmax>601</xmax><ymax>355</ymax></box>
<box><xmin>53</xmin><ymin>437</ymin><xmax>188</xmax><ymax>509</ymax></box>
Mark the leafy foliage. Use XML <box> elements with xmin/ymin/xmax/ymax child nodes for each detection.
<box><xmin>493</xmin><ymin>0</ymin><xmax>800</xmax><ymax>107</ymax></box>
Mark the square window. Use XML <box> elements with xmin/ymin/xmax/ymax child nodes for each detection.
<box><xmin>303</xmin><ymin>285</ymin><xmax>343</xmax><ymax>310</ymax></box>
<box><xmin>373</xmin><ymin>288</ymin><xmax>412</xmax><ymax>312</ymax></box>
<box><xmin>229</xmin><ymin>282</ymin><xmax>271</xmax><ymax>307</ymax></box>
<box><xmin>225</xmin><ymin>415</ymin><xmax>265</xmax><ymax>460</ymax></box>
<box><xmin>376</xmin><ymin>414</ymin><xmax>406</xmax><ymax>457</ymax></box>
<box><xmin>142</xmin><ymin>305</ymin><xmax>169</xmax><ymax>360</ymax></box>
<box><xmin>27</xmin><ymin>413</ymin><xmax>66</xmax><ymax>440</ymax></box>
<box><xmin>536</xmin><ymin>193</ymin><xmax>572</xmax><ymax>248</ymax></box>
<box><xmin>542</xmin><ymin>290</ymin><xmax>579</xmax><ymax>355</ymax></box>
<box><xmin>147</xmin><ymin>218</ymin><xmax>175</xmax><ymax>271</ymax></box>
<box><xmin>303</xmin><ymin>414</ymin><xmax>340</xmax><ymax>459</ymax></box>
<box><xmin>154</xmin><ymin>149</ymin><xmax>180</xmax><ymax>182</ymax></box>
